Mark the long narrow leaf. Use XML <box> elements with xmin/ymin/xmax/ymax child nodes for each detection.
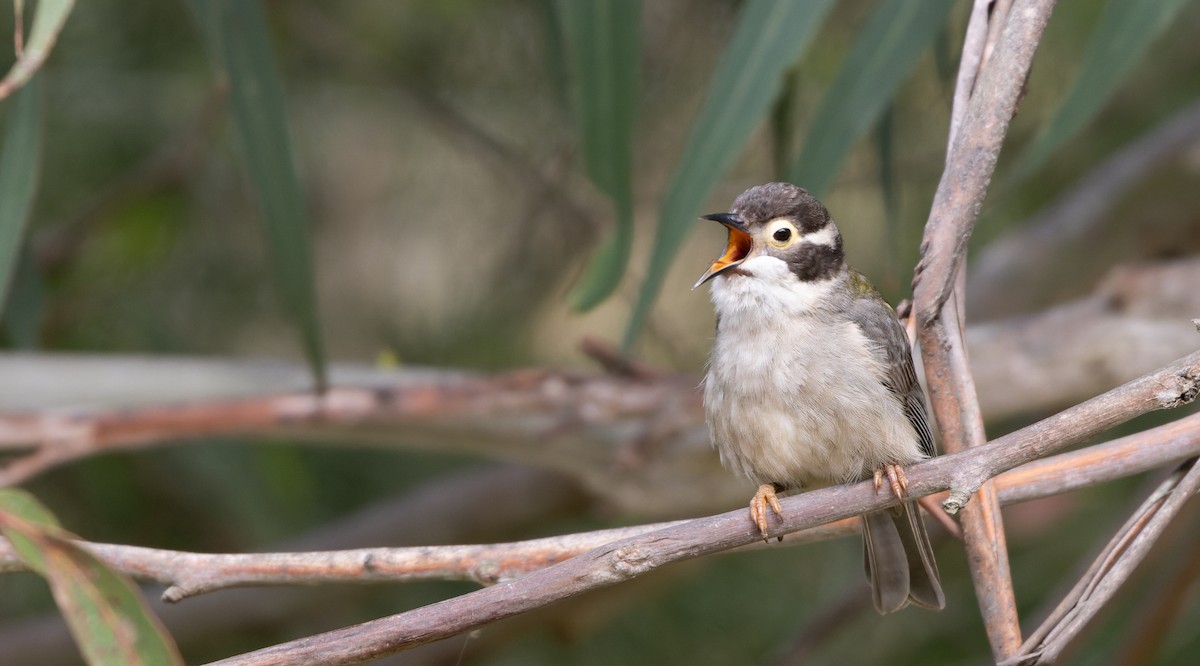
<box><xmin>0</xmin><ymin>76</ymin><xmax>42</xmax><ymax>316</ymax></box>
<box><xmin>187</xmin><ymin>0</ymin><xmax>327</xmax><ymax>390</ymax></box>
<box><xmin>557</xmin><ymin>0</ymin><xmax>641</xmax><ymax>310</ymax></box>
<box><xmin>624</xmin><ymin>0</ymin><xmax>835</xmax><ymax>349</ymax></box>
<box><xmin>0</xmin><ymin>0</ymin><xmax>75</xmax><ymax>100</ymax></box>
<box><xmin>787</xmin><ymin>0</ymin><xmax>955</xmax><ymax>198</ymax></box>
<box><xmin>1009</xmin><ymin>0</ymin><xmax>1191</xmax><ymax>181</ymax></box>
<box><xmin>0</xmin><ymin>489</ymin><xmax>183</xmax><ymax>666</ymax></box>
<box><xmin>2</xmin><ymin>246</ymin><xmax>45</xmax><ymax>347</ymax></box>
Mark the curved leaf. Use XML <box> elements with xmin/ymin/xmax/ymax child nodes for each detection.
<box><xmin>187</xmin><ymin>0</ymin><xmax>328</xmax><ymax>390</ymax></box>
<box><xmin>0</xmin><ymin>489</ymin><xmax>183</xmax><ymax>666</ymax></box>
<box><xmin>624</xmin><ymin>0</ymin><xmax>835</xmax><ymax>349</ymax></box>
<box><xmin>0</xmin><ymin>76</ymin><xmax>42</xmax><ymax>318</ymax></box>
<box><xmin>1009</xmin><ymin>0</ymin><xmax>1191</xmax><ymax>181</ymax></box>
<box><xmin>557</xmin><ymin>0</ymin><xmax>641</xmax><ymax>310</ymax></box>
<box><xmin>0</xmin><ymin>0</ymin><xmax>75</xmax><ymax>100</ymax></box>
<box><xmin>787</xmin><ymin>0</ymin><xmax>955</xmax><ymax>198</ymax></box>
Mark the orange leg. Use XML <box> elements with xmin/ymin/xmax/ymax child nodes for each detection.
<box><xmin>749</xmin><ymin>483</ymin><xmax>784</xmax><ymax>542</ymax></box>
<box><xmin>872</xmin><ymin>463</ymin><xmax>910</xmax><ymax>501</ymax></box>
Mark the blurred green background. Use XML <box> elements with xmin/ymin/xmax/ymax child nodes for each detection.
<box><xmin>2</xmin><ymin>0</ymin><xmax>1200</xmax><ymax>663</ymax></box>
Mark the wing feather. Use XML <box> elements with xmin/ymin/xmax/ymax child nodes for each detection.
<box><xmin>845</xmin><ymin>271</ymin><xmax>936</xmax><ymax>458</ymax></box>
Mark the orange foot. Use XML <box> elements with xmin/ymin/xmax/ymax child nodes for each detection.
<box><xmin>873</xmin><ymin>463</ymin><xmax>910</xmax><ymax>501</ymax></box>
<box><xmin>749</xmin><ymin>483</ymin><xmax>784</xmax><ymax>542</ymax></box>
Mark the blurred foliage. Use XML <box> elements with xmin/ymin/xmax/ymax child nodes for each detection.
<box><xmin>556</xmin><ymin>0</ymin><xmax>639</xmax><ymax>310</ymax></box>
<box><xmin>0</xmin><ymin>0</ymin><xmax>1199</xmax><ymax>664</ymax></box>
<box><xmin>0</xmin><ymin>488</ymin><xmax>182</xmax><ymax>664</ymax></box>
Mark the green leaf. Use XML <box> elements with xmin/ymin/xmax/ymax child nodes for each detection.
<box><xmin>624</xmin><ymin>0</ymin><xmax>835</xmax><ymax>349</ymax></box>
<box><xmin>0</xmin><ymin>0</ymin><xmax>75</xmax><ymax>100</ymax></box>
<box><xmin>0</xmin><ymin>76</ymin><xmax>42</xmax><ymax>317</ymax></box>
<box><xmin>558</xmin><ymin>0</ymin><xmax>641</xmax><ymax>310</ymax></box>
<box><xmin>2</xmin><ymin>245</ymin><xmax>45</xmax><ymax>347</ymax></box>
<box><xmin>0</xmin><ymin>489</ymin><xmax>183</xmax><ymax>666</ymax></box>
<box><xmin>787</xmin><ymin>0</ymin><xmax>955</xmax><ymax>198</ymax></box>
<box><xmin>1009</xmin><ymin>0</ymin><xmax>1192</xmax><ymax>181</ymax></box>
<box><xmin>187</xmin><ymin>0</ymin><xmax>328</xmax><ymax>390</ymax></box>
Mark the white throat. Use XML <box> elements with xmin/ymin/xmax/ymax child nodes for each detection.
<box><xmin>709</xmin><ymin>255</ymin><xmax>838</xmax><ymax>318</ymax></box>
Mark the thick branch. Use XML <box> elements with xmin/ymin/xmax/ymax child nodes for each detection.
<box><xmin>4</xmin><ymin>411</ymin><xmax>1198</xmax><ymax>601</ymax></box>
<box><xmin>914</xmin><ymin>1</ymin><xmax>1058</xmax><ymax>658</ymax></box>
<box><xmin>912</xmin><ymin>0</ymin><xmax>1056</xmax><ymax>323</ymax></box>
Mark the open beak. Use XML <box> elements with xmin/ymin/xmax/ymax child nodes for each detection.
<box><xmin>693</xmin><ymin>212</ymin><xmax>752</xmax><ymax>289</ymax></box>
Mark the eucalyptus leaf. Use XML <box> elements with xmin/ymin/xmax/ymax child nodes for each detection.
<box><xmin>187</xmin><ymin>0</ymin><xmax>328</xmax><ymax>390</ymax></box>
<box><xmin>787</xmin><ymin>0</ymin><xmax>955</xmax><ymax>198</ymax></box>
<box><xmin>1</xmin><ymin>245</ymin><xmax>44</xmax><ymax>347</ymax></box>
<box><xmin>0</xmin><ymin>489</ymin><xmax>183</xmax><ymax>666</ymax></box>
<box><xmin>624</xmin><ymin>0</ymin><xmax>835</xmax><ymax>349</ymax></box>
<box><xmin>558</xmin><ymin>0</ymin><xmax>641</xmax><ymax>310</ymax></box>
<box><xmin>0</xmin><ymin>77</ymin><xmax>42</xmax><ymax>317</ymax></box>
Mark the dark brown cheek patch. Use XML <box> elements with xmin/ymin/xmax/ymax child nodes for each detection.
<box><xmin>787</xmin><ymin>241</ymin><xmax>844</xmax><ymax>282</ymax></box>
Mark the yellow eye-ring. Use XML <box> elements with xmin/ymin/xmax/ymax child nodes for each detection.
<box><xmin>765</xmin><ymin>218</ymin><xmax>798</xmax><ymax>248</ymax></box>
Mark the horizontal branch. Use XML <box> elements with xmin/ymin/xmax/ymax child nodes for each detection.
<box><xmin>5</xmin><ymin>270</ymin><xmax>1198</xmax><ymax>514</ymax></box>
<box><xmin>204</xmin><ymin>352</ymin><xmax>1199</xmax><ymax>665</ymax></box>
<box><xmin>4</xmin><ymin>411</ymin><xmax>1198</xmax><ymax>603</ymax></box>
<box><xmin>0</xmin><ymin>463</ymin><xmax>585</xmax><ymax>665</ymax></box>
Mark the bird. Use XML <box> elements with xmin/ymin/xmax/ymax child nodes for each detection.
<box><xmin>694</xmin><ymin>182</ymin><xmax>944</xmax><ymax>614</ymax></box>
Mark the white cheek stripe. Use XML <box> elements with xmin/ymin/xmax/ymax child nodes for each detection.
<box><xmin>801</xmin><ymin>224</ymin><xmax>838</xmax><ymax>247</ymax></box>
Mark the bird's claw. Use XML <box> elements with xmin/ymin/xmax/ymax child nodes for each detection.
<box><xmin>749</xmin><ymin>484</ymin><xmax>784</xmax><ymax>542</ymax></box>
<box><xmin>873</xmin><ymin>464</ymin><xmax>909</xmax><ymax>501</ymax></box>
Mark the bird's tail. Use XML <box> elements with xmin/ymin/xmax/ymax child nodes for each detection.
<box><xmin>861</xmin><ymin>501</ymin><xmax>945</xmax><ymax>613</ymax></box>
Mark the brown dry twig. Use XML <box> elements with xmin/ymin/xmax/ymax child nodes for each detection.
<box><xmin>913</xmin><ymin>0</ymin><xmax>1058</xmax><ymax>659</ymax></box>
<box><xmin>5</xmin><ymin>410</ymin><xmax>1199</xmax><ymax>605</ymax></box>
<box><xmin>1009</xmin><ymin>458</ymin><xmax>1200</xmax><ymax>665</ymax></box>
<box><xmin>164</xmin><ymin>350</ymin><xmax>1199</xmax><ymax>665</ymax></box>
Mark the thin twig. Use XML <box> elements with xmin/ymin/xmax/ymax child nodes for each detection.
<box><xmin>6</xmin><ymin>411</ymin><xmax>1198</xmax><ymax>601</ymax></box>
<box><xmin>1113</xmin><ymin>523</ymin><xmax>1200</xmax><ymax>666</ymax></box>
<box><xmin>0</xmin><ymin>463</ymin><xmax>588</xmax><ymax>665</ymax></box>
<box><xmin>197</xmin><ymin>353</ymin><xmax>1197</xmax><ymax>664</ymax></box>
<box><xmin>13</xmin><ymin>0</ymin><xmax>25</xmax><ymax>57</ymax></box>
<box><xmin>1009</xmin><ymin>458</ymin><xmax>1200</xmax><ymax>664</ymax></box>
<box><xmin>946</xmin><ymin>0</ymin><xmax>992</xmax><ymax>156</ymax></box>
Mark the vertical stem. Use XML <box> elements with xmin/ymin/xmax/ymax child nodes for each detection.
<box><xmin>913</xmin><ymin>0</ymin><xmax>1058</xmax><ymax>660</ymax></box>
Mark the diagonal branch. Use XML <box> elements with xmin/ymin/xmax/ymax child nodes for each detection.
<box><xmin>1011</xmin><ymin>458</ymin><xmax>1200</xmax><ymax>665</ymax></box>
<box><xmin>199</xmin><ymin>350</ymin><xmax>1197</xmax><ymax>665</ymax></box>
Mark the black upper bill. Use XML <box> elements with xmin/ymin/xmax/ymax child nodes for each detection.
<box><xmin>700</xmin><ymin>212</ymin><xmax>747</xmax><ymax>232</ymax></box>
<box><xmin>693</xmin><ymin>212</ymin><xmax>753</xmax><ymax>289</ymax></box>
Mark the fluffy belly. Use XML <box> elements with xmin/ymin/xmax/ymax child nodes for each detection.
<box><xmin>703</xmin><ymin>321</ymin><xmax>924</xmax><ymax>489</ymax></box>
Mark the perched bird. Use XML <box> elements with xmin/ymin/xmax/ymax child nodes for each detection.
<box><xmin>695</xmin><ymin>182</ymin><xmax>944</xmax><ymax>614</ymax></box>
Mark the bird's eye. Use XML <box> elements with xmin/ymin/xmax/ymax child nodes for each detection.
<box><xmin>765</xmin><ymin>219</ymin><xmax>798</xmax><ymax>248</ymax></box>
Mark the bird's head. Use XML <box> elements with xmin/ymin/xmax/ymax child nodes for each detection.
<box><xmin>693</xmin><ymin>182</ymin><xmax>845</xmax><ymax>289</ymax></box>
